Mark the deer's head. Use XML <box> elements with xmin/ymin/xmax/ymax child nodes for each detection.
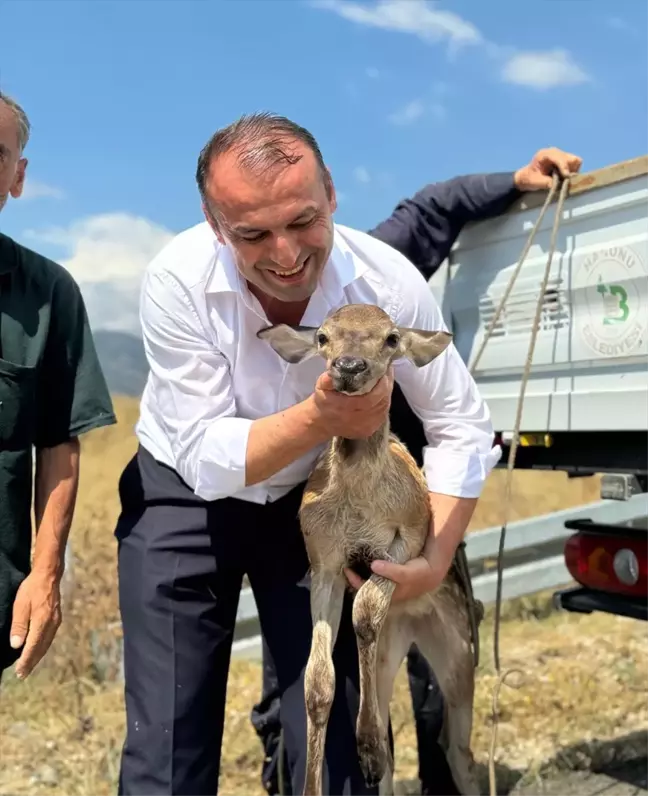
<box><xmin>258</xmin><ymin>303</ymin><xmax>452</xmax><ymax>395</ymax></box>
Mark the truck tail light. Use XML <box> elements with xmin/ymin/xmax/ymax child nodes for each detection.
<box><xmin>564</xmin><ymin>533</ymin><xmax>648</xmax><ymax>597</ymax></box>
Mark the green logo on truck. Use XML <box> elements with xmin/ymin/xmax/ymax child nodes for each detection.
<box><xmin>576</xmin><ymin>245</ymin><xmax>647</xmax><ymax>358</ymax></box>
<box><xmin>596</xmin><ymin>277</ymin><xmax>630</xmax><ymax>325</ymax></box>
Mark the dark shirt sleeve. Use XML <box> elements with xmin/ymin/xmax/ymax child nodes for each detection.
<box><xmin>35</xmin><ymin>269</ymin><xmax>117</xmax><ymax>448</ymax></box>
<box><xmin>368</xmin><ymin>172</ymin><xmax>522</xmax><ymax>279</ymax></box>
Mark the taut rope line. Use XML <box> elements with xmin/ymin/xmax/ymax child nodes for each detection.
<box><xmin>467</xmin><ymin>173</ymin><xmax>572</xmax><ymax>796</ymax></box>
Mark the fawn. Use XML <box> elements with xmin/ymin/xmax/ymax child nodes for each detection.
<box><xmin>258</xmin><ymin>303</ymin><xmax>480</xmax><ymax>796</ymax></box>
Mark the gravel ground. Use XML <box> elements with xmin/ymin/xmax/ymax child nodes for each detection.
<box><xmin>512</xmin><ymin>757</ymin><xmax>647</xmax><ymax>795</ymax></box>
<box><xmin>396</xmin><ymin>758</ymin><xmax>647</xmax><ymax>796</ymax></box>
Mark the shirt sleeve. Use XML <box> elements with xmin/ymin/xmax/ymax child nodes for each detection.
<box><xmin>139</xmin><ymin>269</ymin><xmax>253</xmax><ymax>501</ymax></box>
<box><xmin>391</xmin><ymin>274</ymin><xmax>502</xmax><ymax>499</ymax></box>
<box><xmin>35</xmin><ymin>269</ymin><xmax>117</xmax><ymax>449</ymax></box>
<box><xmin>368</xmin><ymin>172</ymin><xmax>521</xmax><ymax>279</ymax></box>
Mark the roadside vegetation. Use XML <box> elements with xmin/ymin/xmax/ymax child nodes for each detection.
<box><xmin>1</xmin><ymin>397</ymin><xmax>645</xmax><ymax>795</ymax></box>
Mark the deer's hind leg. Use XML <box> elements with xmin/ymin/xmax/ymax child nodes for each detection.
<box><xmin>352</xmin><ymin>534</ymin><xmax>410</xmax><ymax>791</ymax></box>
<box><xmin>411</xmin><ymin>608</ymin><xmax>480</xmax><ymax>796</ymax></box>
<box><xmin>373</xmin><ymin>616</ymin><xmax>413</xmax><ymax>795</ymax></box>
<box><xmin>303</xmin><ymin>569</ymin><xmax>346</xmax><ymax>796</ymax></box>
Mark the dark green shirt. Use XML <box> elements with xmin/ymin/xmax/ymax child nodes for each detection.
<box><xmin>0</xmin><ymin>232</ymin><xmax>116</xmax><ymax>671</ymax></box>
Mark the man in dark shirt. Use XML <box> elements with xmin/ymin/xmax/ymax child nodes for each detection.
<box><xmin>0</xmin><ymin>92</ymin><xmax>116</xmax><ymax>684</ymax></box>
<box><xmin>250</xmin><ymin>148</ymin><xmax>582</xmax><ymax>796</ymax></box>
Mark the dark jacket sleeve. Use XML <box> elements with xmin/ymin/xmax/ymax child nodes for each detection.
<box><xmin>367</xmin><ymin>172</ymin><xmax>522</xmax><ymax>279</ymax></box>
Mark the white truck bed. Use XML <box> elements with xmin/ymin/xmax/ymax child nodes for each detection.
<box><xmin>430</xmin><ymin>156</ymin><xmax>648</xmax><ymax>434</ymax></box>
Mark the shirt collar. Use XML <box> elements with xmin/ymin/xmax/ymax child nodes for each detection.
<box><xmin>206</xmin><ymin>238</ymin><xmax>241</xmax><ymax>294</ymax></box>
<box><xmin>319</xmin><ymin>224</ymin><xmax>369</xmax><ymax>306</ymax></box>
<box><xmin>205</xmin><ymin>223</ymin><xmax>369</xmax><ymax>314</ymax></box>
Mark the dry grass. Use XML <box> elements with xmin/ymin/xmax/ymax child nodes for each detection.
<box><xmin>1</xmin><ymin>395</ymin><xmax>644</xmax><ymax>796</ymax></box>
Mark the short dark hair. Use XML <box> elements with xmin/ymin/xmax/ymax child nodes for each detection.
<box><xmin>195</xmin><ymin>112</ymin><xmax>328</xmax><ymax>203</ymax></box>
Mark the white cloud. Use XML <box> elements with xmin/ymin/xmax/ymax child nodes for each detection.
<box><xmin>501</xmin><ymin>49</ymin><xmax>590</xmax><ymax>90</ymax></box>
<box><xmin>25</xmin><ymin>213</ymin><xmax>174</xmax><ymax>335</ymax></box>
<box><xmin>353</xmin><ymin>166</ymin><xmax>371</xmax><ymax>183</ymax></box>
<box><xmin>311</xmin><ymin>0</ymin><xmax>482</xmax><ymax>51</ymax></box>
<box><xmin>388</xmin><ymin>99</ymin><xmax>426</xmax><ymax>126</ymax></box>
<box><xmin>311</xmin><ymin>1</ymin><xmax>591</xmax><ymax>92</ymax></box>
<box><xmin>27</xmin><ymin>213</ymin><xmax>173</xmax><ymax>284</ymax></box>
<box><xmin>20</xmin><ymin>180</ymin><xmax>65</xmax><ymax>201</ymax></box>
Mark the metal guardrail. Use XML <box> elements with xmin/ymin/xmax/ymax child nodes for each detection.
<box><xmin>63</xmin><ymin>493</ymin><xmax>646</xmax><ymax>674</ymax></box>
<box><xmin>463</xmin><ymin>494</ymin><xmax>648</xmax><ymax>560</ymax></box>
<box><xmin>231</xmin><ymin>493</ymin><xmax>648</xmax><ymax>660</ymax></box>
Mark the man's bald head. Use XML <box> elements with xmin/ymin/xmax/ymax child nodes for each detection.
<box><xmin>195</xmin><ymin>112</ymin><xmax>332</xmax><ymax>212</ymax></box>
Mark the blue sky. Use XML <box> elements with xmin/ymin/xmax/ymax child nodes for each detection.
<box><xmin>1</xmin><ymin>0</ymin><xmax>646</xmax><ymax>334</ymax></box>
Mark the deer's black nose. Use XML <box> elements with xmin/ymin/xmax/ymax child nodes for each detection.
<box><xmin>334</xmin><ymin>356</ymin><xmax>368</xmax><ymax>374</ymax></box>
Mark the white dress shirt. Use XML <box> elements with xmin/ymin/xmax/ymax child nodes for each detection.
<box><xmin>136</xmin><ymin>220</ymin><xmax>502</xmax><ymax>504</ymax></box>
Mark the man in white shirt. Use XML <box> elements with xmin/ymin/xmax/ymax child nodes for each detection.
<box><xmin>114</xmin><ymin>112</ymin><xmax>581</xmax><ymax>796</ymax></box>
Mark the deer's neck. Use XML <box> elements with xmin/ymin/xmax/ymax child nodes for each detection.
<box><xmin>331</xmin><ymin>420</ymin><xmax>390</xmax><ymax>466</ymax></box>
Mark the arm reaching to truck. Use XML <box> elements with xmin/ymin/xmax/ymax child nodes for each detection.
<box><xmin>368</xmin><ymin>146</ymin><xmax>582</xmax><ymax>279</ymax></box>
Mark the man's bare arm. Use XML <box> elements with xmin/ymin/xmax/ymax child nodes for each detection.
<box><xmin>423</xmin><ymin>492</ymin><xmax>478</xmax><ymax>568</ymax></box>
<box><xmin>245</xmin><ymin>397</ymin><xmax>328</xmax><ymax>487</ymax></box>
<box><xmin>32</xmin><ymin>439</ymin><xmax>80</xmax><ymax>577</ymax></box>
<box><xmin>245</xmin><ymin>373</ymin><xmax>393</xmax><ymax>487</ymax></box>
<box><xmin>11</xmin><ymin>439</ymin><xmax>80</xmax><ymax>679</ymax></box>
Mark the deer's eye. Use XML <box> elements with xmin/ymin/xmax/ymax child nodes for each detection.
<box><xmin>317</xmin><ymin>333</ymin><xmax>328</xmax><ymax>346</ymax></box>
<box><xmin>385</xmin><ymin>333</ymin><xmax>400</xmax><ymax>348</ymax></box>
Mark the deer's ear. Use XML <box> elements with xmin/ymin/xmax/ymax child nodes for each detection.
<box><xmin>398</xmin><ymin>328</ymin><xmax>453</xmax><ymax>367</ymax></box>
<box><xmin>257</xmin><ymin>324</ymin><xmax>319</xmax><ymax>364</ymax></box>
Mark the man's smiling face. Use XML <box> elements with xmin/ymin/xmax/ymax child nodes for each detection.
<box><xmin>202</xmin><ymin>139</ymin><xmax>338</xmax><ymax>305</ymax></box>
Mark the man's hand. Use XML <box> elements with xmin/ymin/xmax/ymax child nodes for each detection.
<box><xmin>9</xmin><ymin>438</ymin><xmax>80</xmax><ymax>679</ymax></box>
<box><xmin>514</xmin><ymin>147</ymin><xmax>582</xmax><ymax>192</ymax></box>
<box><xmin>345</xmin><ymin>550</ymin><xmax>452</xmax><ymax>602</ymax></box>
<box><xmin>246</xmin><ymin>368</ymin><xmax>393</xmax><ymax>486</ymax></box>
<box><xmin>10</xmin><ymin>569</ymin><xmax>62</xmax><ymax>679</ymax></box>
<box><xmin>345</xmin><ymin>493</ymin><xmax>476</xmax><ymax>602</ymax></box>
<box><xmin>311</xmin><ymin>369</ymin><xmax>394</xmax><ymax>440</ymax></box>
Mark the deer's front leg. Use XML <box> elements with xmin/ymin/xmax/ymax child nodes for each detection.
<box><xmin>303</xmin><ymin>569</ymin><xmax>346</xmax><ymax>796</ymax></box>
<box><xmin>352</xmin><ymin>534</ymin><xmax>410</xmax><ymax>791</ymax></box>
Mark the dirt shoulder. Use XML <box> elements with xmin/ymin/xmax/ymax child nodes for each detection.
<box><xmin>398</xmin><ymin>757</ymin><xmax>648</xmax><ymax>795</ymax></box>
<box><xmin>513</xmin><ymin>758</ymin><xmax>647</xmax><ymax>796</ymax></box>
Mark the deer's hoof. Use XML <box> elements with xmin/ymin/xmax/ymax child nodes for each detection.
<box><xmin>357</xmin><ymin>734</ymin><xmax>387</xmax><ymax>788</ymax></box>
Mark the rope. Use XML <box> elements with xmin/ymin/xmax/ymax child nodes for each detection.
<box><xmin>467</xmin><ymin>173</ymin><xmax>572</xmax><ymax>796</ymax></box>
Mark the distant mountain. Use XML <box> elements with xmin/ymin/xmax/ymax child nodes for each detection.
<box><xmin>93</xmin><ymin>330</ymin><xmax>149</xmax><ymax>397</ymax></box>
